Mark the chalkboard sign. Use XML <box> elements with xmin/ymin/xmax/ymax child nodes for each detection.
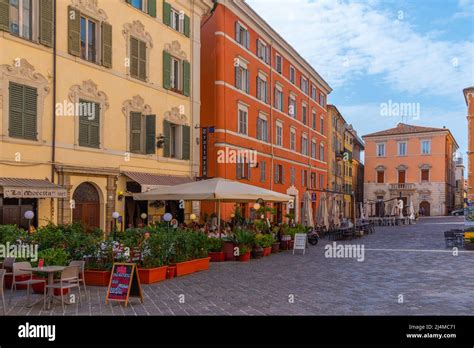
<box><xmin>105</xmin><ymin>263</ymin><xmax>144</xmax><ymax>306</ymax></box>
<box><xmin>293</xmin><ymin>233</ymin><xmax>308</xmax><ymax>255</ymax></box>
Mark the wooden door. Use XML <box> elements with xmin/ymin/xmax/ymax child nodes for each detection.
<box><xmin>73</xmin><ymin>182</ymin><xmax>101</xmax><ymax>229</ymax></box>
<box><xmin>398</xmin><ymin>170</ymin><xmax>406</xmax><ymax>184</ymax></box>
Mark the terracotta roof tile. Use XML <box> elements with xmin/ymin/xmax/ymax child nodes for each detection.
<box><xmin>362</xmin><ymin>123</ymin><xmax>447</xmax><ymax>137</ymax></box>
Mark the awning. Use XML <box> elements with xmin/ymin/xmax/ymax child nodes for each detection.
<box><xmin>0</xmin><ymin>177</ymin><xmax>67</xmax><ymax>198</ymax></box>
<box><xmin>122</xmin><ymin>171</ymin><xmax>194</xmax><ymax>193</ymax></box>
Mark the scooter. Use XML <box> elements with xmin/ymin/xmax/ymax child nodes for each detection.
<box><xmin>307</xmin><ymin>227</ymin><xmax>320</xmax><ymax>245</ymax></box>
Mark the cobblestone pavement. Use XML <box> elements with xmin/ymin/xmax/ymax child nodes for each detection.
<box><xmin>5</xmin><ymin>216</ymin><xmax>473</xmax><ymax>316</ymax></box>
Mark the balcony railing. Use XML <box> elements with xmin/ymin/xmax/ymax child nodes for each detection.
<box><xmin>389</xmin><ymin>183</ymin><xmax>415</xmax><ymax>190</ymax></box>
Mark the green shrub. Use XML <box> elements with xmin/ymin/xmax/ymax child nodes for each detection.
<box><xmin>0</xmin><ymin>225</ymin><xmax>28</xmax><ymax>246</ymax></box>
<box><xmin>234</xmin><ymin>228</ymin><xmax>255</xmax><ymax>247</ymax></box>
<box><xmin>261</xmin><ymin>234</ymin><xmax>275</xmax><ymax>248</ymax></box>
<box><xmin>207</xmin><ymin>237</ymin><xmax>223</xmax><ymax>252</ymax></box>
<box><xmin>35</xmin><ymin>248</ymin><xmax>70</xmax><ymax>267</ymax></box>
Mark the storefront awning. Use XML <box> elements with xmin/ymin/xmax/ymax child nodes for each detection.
<box><xmin>0</xmin><ymin>177</ymin><xmax>67</xmax><ymax>198</ymax></box>
<box><xmin>122</xmin><ymin>172</ymin><xmax>194</xmax><ymax>193</ymax></box>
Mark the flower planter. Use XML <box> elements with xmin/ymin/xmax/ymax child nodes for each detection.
<box><xmin>84</xmin><ymin>270</ymin><xmax>112</xmax><ymax>287</ymax></box>
<box><xmin>271</xmin><ymin>242</ymin><xmax>280</xmax><ymax>254</ymax></box>
<box><xmin>238</xmin><ymin>251</ymin><xmax>251</xmax><ymax>262</ymax></box>
<box><xmin>138</xmin><ymin>266</ymin><xmax>167</xmax><ymax>284</ymax></box>
<box><xmin>194</xmin><ymin>257</ymin><xmax>211</xmax><ymax>272</ymax></box>
<box><xmin>252</xmin><ymin>248</ymin><xmax>264</xmax><ymax>259</ymax></box>
<box><xmin>54</xmin><ymin>288</ymin><xmax>70</xmax><ymax>296</ymax></box>
<box><xmin>263</xmin><ymin>247</ymin><xmax>272</xmax><ymax>257</ymax></box>
<box><xmin>11</xmin><ymin>274</ymin><xmax>30</xmax><ymax>290</ymax></box>
<box><xmin>32</xmin><ymin>276</ymin><xmax>47</xmax><ymax>294</ymax></box>
<box><xmin>223</xmin><ymin>241</ymin><xmax>236</xmax><ymax>261</ymax></box>
<box><xmin>166</xmin><ymin>266</ymin><xmax>176</xmax><ymax>279</ymax></box>
<box><xmin>175</xmin><ymin>260</ymin><xmax>196</xmax><ymax>277</ymax></box>
<box><xmin>208</xmin><ymin>251</ymin><xmax>225</xmax><ymax>262</ymax></box>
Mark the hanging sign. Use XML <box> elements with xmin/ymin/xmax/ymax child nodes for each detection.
<box><xmin>105</xmin><ymin>263</ymin><xmax>144</xmax><ymax>306</ymax></box>
<box><xmin>202</xmin><ymin>128</ymin><xmax>209</xmax><ymax>178</ymax></box>
<box><xmin>293</xmin><ymin>233</ymin><xmax>308</xmax><ymax>255</ymax></box>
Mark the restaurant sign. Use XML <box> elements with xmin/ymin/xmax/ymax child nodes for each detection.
<box><xmin>3</xmin><ymin>187</ymin><xmax>68</xmax><ymax>199</ymax></box>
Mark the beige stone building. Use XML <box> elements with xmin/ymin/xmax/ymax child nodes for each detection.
<box><xmin>0</xmin><ymin>0</ymin><xmax>213</xmax><ymax>232</ymax></box>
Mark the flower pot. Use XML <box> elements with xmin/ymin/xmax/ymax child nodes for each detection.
<box><xmin>13</xmin><ymin>274</ymin><xmax>30</xmax><ymax>290</ymax></box>
<box><xmin>252</xmin><ymin>247</ymin><xmax>264</xmax><ymax>259</ymax></box>
<box><xmin>208</xmin><ymin>251</ymin><xmax>225</xmax><ymax>262</ymax></box>
<box><xmin>194</xmin><ymin>257</ymin><xmax>211</xmax><ymax>272</ymax></box>
<box><xmin>54</xmin><ymin>288</ymin><xmax>70</xmax><ymax>296</ymax></box>
<box><xmin>175</xmin><ymin>260</ymin><xmax>196</xmax><ymax>277</ymax></box>
<box><xmin>263</xmin><ymin>247</ymin><xmax>272</xmax><ymax>256</ymax></box>
<box><xmin>238</xmin><ymin>251</ymin><xmax>251</xmax><ymax>262</ymax></box>
<box><xmin>271</xmin><ymin>242</ymin><xmax>280</xmax><ymax>253</ymax></box>
<box><xmin>84</xmin><ymin>270</ymin><xmax>112</xmax><ymax>287</ymax></box>
<box><xmin>223</xmin><ymin>241</ymin><xmax>236</xmax><ymax>261</ymax></box>
<box><xmin>32</xmin><ymin>276</ymin><xmax>47</xmax><ymax>294</ymax></box>
<box><xmin>138</xmin><ymin>266</ymin><xmax>167</xmax><ymax>284</ymax></box>
<box><xmin>166</xmin><ymin>266</ymin><xmax>176</xmax><ymax>279</ymax></box>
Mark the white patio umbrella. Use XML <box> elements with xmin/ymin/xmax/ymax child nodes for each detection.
<box><xmin>333</xmin><ymin>199</ymin><xmax>341</xmax><ymax>227</ymax></box>
<box><xmin>302</xmin><ymin>191</ymin><xmax>314</xmax><ymax>227</ymax></box>
<box><xmin>390</xmin><ymin>200</ymin><xmax>397</xmax><ymax>216</ymax></box>
<box><xmin>359</xmin><ymin>202</ymin><xmax>365</xmax><ymax>220</ymax></box>
<box><xmin>398</xmin><ymin>199</ymin><xmax>404</xmax><ymax>219</ymax></box>
<box><xmin>409</xmin><ymin>199</ymin><xmax>415</xmax><ymax>220</ymax></box>
<box><xmin>320</xmin><ymin>192</ymin><xmax>329</xmax><ymax>230</ymax></box>
<box><xmin>385</xmin><ymin>201</ymin><xmax>391</xmax><ymax>216</ymax></box>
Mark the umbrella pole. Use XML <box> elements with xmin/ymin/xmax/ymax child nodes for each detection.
<box><xmin>218</xmin><ymin>200</ymin><xmax>221</xmax><ymax>238</ymax></box>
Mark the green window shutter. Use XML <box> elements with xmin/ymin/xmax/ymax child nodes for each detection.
<box><xmin>89</xmin><ymin>103</ymin><xmax>100</xmax><ymax>148</ymax></box>
<box><xmin>0</xmin><ymin>0</ymin><xmax>9</xmax><ymax>32</ymax></box>
<box><xmin>183</xmin><ymin>60</ymin><xmax>190</xmax><ymax>97</ymax></box>
<box><xmin>130</xmin><ymin>37</ymin><xmax>139</xmax><ymax>78</ymax></box>
<box><xmin>130</xmin><ymin>112</ymin><xmax>142</xmax><ymax>153</ymax></box>
<box><xmin>138</xmin><ymin>40</ymin><xmax>147</xmax><ymax>80</ymax></box>
<box><xmin>182</xmin><ymin>125</ymin><xmax>190</xmax><ymax>160</ymax></box>
<box><xmin>39</xmin><ymin>0</ymin><xmax>54</xmax><ymax>47</ymax></box>
<box><xmin>23</xmin><ymin>86</ymin><xmax>38</xmax><ymax>140</ymax></box>
<box><xmin>163</xmin><ymin>120</ymin><xmax>171</xmax><ymax>157</ymax></box>
<box><xmin>78</xmin><ymin>101</ymin><xmax>100</xmax><ymax>148</ymax></box>
<box><xmin>163</xmin><ymin>50</ymin><xmax>171</xmax><ymax>90</ymax></box>
<box><xmin>148</xmin><ymin>0</ymin><xmax>157</xmax><ymax>17</ymax></box>
<box><xmin>101</xmin><ymin>22</ymin><xmax>113</xmax><ymax>68</ymax></box>
<box><xmin>68</xmin><ymin>7</ymin><xmax>81</xmax><ymax>56</ymax></box>
<box><xmin>184</xmin><ymin>15</ymin><xmax>190</xmax><ymax>37</ymax></box>
<box><xmin>163</xmin><ymin>2</ymin><xmax>171</xmax><ymax>27</ymax></box>
<box><xmin>145</xmin><ymin>115</ymin><xmax>156</xmax><ymax>155</ymax></box>
<box><xmin>8</xmin><ymin>83</ymin><xmax>25</xmax><ymax>139</ymax></box>
<box><xmin>78</xmin><ymin>118</ymin><xmax>90</xmax><ymax>147</ymax></box>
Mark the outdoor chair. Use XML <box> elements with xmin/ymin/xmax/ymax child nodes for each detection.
<box><xmin>46</xmin><ymin>266</ymin><xmax>81</xmax><ymax>313</ymax></box>
<box><xmin>0</xmin><ymin>269</ymin><xmax>6</xmax><ymax>314</ymax></box>
<box><xmin>9</xmin><ymin>262</ymin><xmax>46</xmax><ymax>308</ymax></box>
<box><xmin>444</xmin><ymin>231</ymin><xmax>457</xmax><ymax>248</ymax></box>
<box><xmin>68</xmin><ymin>261</ymin><xmax>88</xmax><ymax>301</ymax></box>
<box><xmin>1</xmin><ymin>257</ymin><xmax>15</xmax><ymax>278</ymax></box>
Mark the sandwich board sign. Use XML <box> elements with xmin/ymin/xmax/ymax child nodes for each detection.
<box><xmin>105</xmin><ymin>263</ymin><xmax>144</xmax><ymax>306</ymax></box>
<box><xmin>293</xmin><ymin>233</ymin><xmax>308</xmax><ymax>255</ymax></box>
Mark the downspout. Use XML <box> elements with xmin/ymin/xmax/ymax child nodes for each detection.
<box><xmin>51</xmin><ymin>0</ymin><xmax>57</xmax><ymax>183</ymax></box>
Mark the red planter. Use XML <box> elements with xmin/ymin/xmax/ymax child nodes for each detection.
<box><xmin>194</xmin><ymin>257</ymin><xmax>211</xmax><ymax>272</ymax></box>
<box><xmin>263</xmin><ymin>247</ymin><xmax>272</xmax><ymax>257</ymax></box>
<box><xmin>32</xmin><ymin>276</ymin><xmax>47</xmax><ymax>294</ymax></box>
<box><xmin>13</xmin><ymin>275</ymin><xmax>30</xmax><ymax>290</ymax></box>
<box><xmin>84</xmin><ymin>270</ymin><xmax>112</xmax><ymax>287</ymax></box>
<box><xmin>238</xmin><ymin>251</ymin><xmax>251</xmax><ymax>262</ymax></box>
<box><xmin>208</xmin><ymin>251</ymin><xmax>225</xmax><ymax>262</ymax></box>
<box><xmin>223</xmin><ymin>241</ymin><xmax>236</xmax><ymax>261</ymax></box>
<box><xmin>138</xmin><ymin>266</ymin><xmax>167</xmax><ymax>284</ymax></box>
<box><xmin>175</xmin><ymin>260</ymin><xmax>196</xmax><ymax>277</ymax></box>
<box><xmin>54</xmin><ymin>288</ymin><xmax>70</xmax><ymax>296</ymax></box>
<box><xmin>166</xmin><ymin>266</ymin><xmax>176</xmax><ymax>279</ymax></box>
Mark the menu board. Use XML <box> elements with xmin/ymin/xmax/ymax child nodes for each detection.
<box><xmin>293</xmin><ymin>233</ymin><xmax>308</xmax><ymax>255</ymax></box>
<box><xmin>105</xmin><ymin>263</ymin><xmax>143</xmax><ymax>306</ymax></box>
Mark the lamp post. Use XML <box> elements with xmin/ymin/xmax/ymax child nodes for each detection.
<box><xmin>140</xmin><ymin>213</ymin><xmax>148</xmax><ymax>226</ymax></box>
<box><xmin>24</xmin><ymin>210</ymin><xmax>34</xmax><ymax>234</ymax></box>
<box><xmin>112</xmin><ymin>212</ymin><xmax>120</xmax><ymax>240</ymax></box>
<box><xmin>163</xmin><ymin>213</ymin><xmax>173</xmax><ymax>232</ymax></box>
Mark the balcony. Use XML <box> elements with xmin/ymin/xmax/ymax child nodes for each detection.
<box><xmin>389</xmin><ymin>183</ymin><xmax>415</xmax><ymax>190</ymax></box>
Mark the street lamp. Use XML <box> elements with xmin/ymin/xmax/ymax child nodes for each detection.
<box><xmin>253</xmin><ymin>203</ymin><xmax>261</xmax><ymax>211</ymax></box>
<box><xmin>24</xmin><ymin>210</ymin><xmax>34</xmax><ymax>233</ymax></box>
<box><xmin>190</xmin><ymin>213</ymin><xmax>197</xmax><ymax>222</ymax></box>
<box><xmin>112</xmin><ymin>212</ymin><xmax>120</xmax><ymax>240</ymax></box>
<box><xmin>140</xmin><ymin>213</ymin><xmax>148</xmax><ymax>226</ymax></box>
<box><xmin>163</xmin><ymin>213</ymin><xmax>173</xmax><ymax>232</ymax></box>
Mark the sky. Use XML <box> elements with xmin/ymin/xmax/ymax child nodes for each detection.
<box><xmin>246</xmin><ymin>0</ymin><xmax>474</xmax><ymax>168</ymax></box>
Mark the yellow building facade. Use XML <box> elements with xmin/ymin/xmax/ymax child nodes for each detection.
<box><xmin>0</xmin><ymin>0</ymin><xmax>213</xmax><ymax>232</ymax></box>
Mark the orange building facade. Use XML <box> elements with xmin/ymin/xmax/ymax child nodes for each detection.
<box><xmin>465</xmin><ymin>87</ymin><xmax>474</xmax><ymax>203</ymax></box>
<box><xmin>363</xmin><ymin>123</ymin><xmax>459</xmax><ymax>216</ymax></box>
<box><xmin>200</xmin><ymin>0</ymin><xmax>332</xmax><ymax>223</ymax></box>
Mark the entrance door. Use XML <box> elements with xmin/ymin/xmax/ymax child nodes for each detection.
<box><xmin>419</xmin><ymin>201</ymin><xmax>430</xmax><ymax>216</ymax></box>
<box><xmin>398</xmin><ymin>170</ymin><xmax>406</xmax><ymax>184</ymax></box>
<box><xmin>73</xmin><ymin>182</ymin><xmax>100</xmax><ymax>229</ymax></box>
<box><xmin>125</xmin><ymin>197</ymin><xmax>148</xmax><ymax>228</ymax></box>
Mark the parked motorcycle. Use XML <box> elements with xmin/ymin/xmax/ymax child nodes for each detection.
<box><xmin>307</xmin><ymin>227</ymin><xmax>320</xmax><ymax>245</ymax></box>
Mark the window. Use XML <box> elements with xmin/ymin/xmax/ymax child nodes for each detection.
<box><xmin>300</xmin><ymin>76</ymin><xmax>308</xmax><ymax>94</ymax></box>
<box><xmin>290</xmin><ymin>66</ymin><xmax>296</xmax><ymax>84</ymax></box>
<box><xmin>171</xmin><ymin>7</ymin><xmax>184</xmax><ymax>32</ymax></box>
<box><xmin>377</xmin><ymin>143</ymin><xmax>386</xmax><ymax>157</ymax></box>
<box><xmin>319</xmin><ymin>143</ymin><xmax>325</xmax><ymax>161</ymax></box>
<box><xmin>398</xmin><ymin>170</ymin><xmax>406</xmax><ymax>184</ymax></box>
<box><xmin>398</xmin><ymin>142</ymin><xmax>407</xmax><ymax>156</ymax></box>
<box><xmin>80</xmin><ymin>16</ymin><xmax>97</xmax><ymax>63</ymax></box>
<box><xmin>260</xmin><ymin>161</ymin><xmax>266</xmax><ymax>182</ymax></box>
<box><xmin>421</xmin><ymin>140</ymin><xmax>431</xmax><ymax>154</ymax></box>
<box><xmin>130</xmin><ymin>37</ymin><xmax>147</xmax><ymax>80</ymax></box>
<box><xmin>163</xmin><ymin>2</ymin><xmax>189</xmax><ymax>35</ymax></box>
<box><xmin>235</xmin><ymin>61</ymin><xmax>249</xmax><ymax>93</ymax></box>
<box><xmin>319</xmin><ymin>92</ymin><xmax>326</xmax><ymax>107</ymax></box>
<box><xmin>421</xmin><ymin>169</ymin><xmax>429</xmax><ymax>182</ymax></box>
<box><xmin>130</xmin><ymin>112</ymin><xmax>157</xmax><ymax>155</ymax></box>
<box><xmin>301</xmin><ymin>135</ymin><xmax>308</xmax><ymax>155</ymax></box>
<box><xmin>311</xmin><ymin>85</ymin><xmax>317</xmax><ymax>100</ymax></box>
<box><xmin>290</xmin><ymin>167</ymin><xmax>295</xmax><ymax>185</ymax></box>
<box><xmin>163</xmin><ymin>51</ymin><xmax>190</xmax><ymax>96</ymax></box>
<box><xmin>301</xmin><ymin>170</ymin><xmax>307</xmax><ymax>187</ymax></box>
<box><xmin>276</xmin><ymin>122</ymin><xmax>283</xmax><ymax>146</ymax></box>
<box><xmin>290</xmin><ymin>129</ymin><xmax>296</xmax><ymax>151</ymax></box>
<box><xmin>257</xmin><ymin>115</ymin><xmax>268</xmax><ymax>142</ymax></box>
<box><xmin>130</xmin><ymin>0</ymin><xmax>145</xmax><ymax>11</ymax></box>
<box><xmin>256</xmin><ymin>39</ymin><xmax>270</xmax><ymax>64</ymax></box>
<box><xmin>274</xmin><ymin>86</ymin><xmax>283</xmax><ymax>111</ymax></box>
<box><xmin>238</xmin><ymin>105</ymin><xmax>248</xmax><ymax>135</ymax></box>
<box><xmin>171</xmin><ymin>56</ymin><xmax>182</xmax><ymax>91</ymax></box>
<box><xmin>311</xmin><ymin>139</ymin><xmax>317</xmax><ymax>159</ymax></box>
<box><xmin>302</xmin><ymin>104</ymin><xmax>307</xmax><ymax>124</ymax></box>
<box><xmin>274</xmin><ymin>164</ymin><xmax>284</xmax><ymax>184</ymax></box>
<box><xmin>288</xmin><ymin>96</ymin><xmax>296</xmax><ymax>117</ymax></box>
<box><xmin>236</xmin><ymin>157</ymin><xmax>250</xmax><ymax>180</ymax></box>
<box><xmin>377</xmin><ymin>170</ymin><xmax>384</xmax><ymax>183</ymax></box>
<box><xmin>256</xmin><ymin>74</ymin><xmax>268</xmax><ymax>103</ymax></box>
<box><xmin>78</xmin><ymin>99</ymin><xmax>100</xmax><ymax>148</ymax></box>
<box><xmin>275</xmin><ymin>54</ymin><xmax>282</xmax><ymax>74</ymax></box>
<box><xmin>311</xmin><ymin>172</ymin><xmax>316</xmax><ymax>189</ymax></box>
<box><xmin>8</xmin><ymin>82</ymin><xmax>37</xmax><ymax>140</ymax></box>
<box><xmin>319</xmin><ymin>174</ymin><xmax>324</xmax><ymax>188</ymax></box>
<box><xmin>320</xmin><ymin>116</ymin><xmax>324</xmax><ymax>135</ymax></box>
<box><xmin>9</xmin><ymin>0</ymin><xmax>32</xmax><ymax>40</ymax></box>
<box><xmin>235</xmin><ymin>22</ymin><xmax>249</xmax><ymax>49</ymax></box>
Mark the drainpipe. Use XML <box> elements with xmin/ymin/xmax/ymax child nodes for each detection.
<box><xmin>51</xmin><ymin>0</ymin><xmax>57</xmax><ymax>183</ymax></box>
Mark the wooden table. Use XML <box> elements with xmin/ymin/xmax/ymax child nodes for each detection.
<box><xmin>20</xmin><ymin>266</ymin><xmax>66</xmax><ymax>309</ymax></box>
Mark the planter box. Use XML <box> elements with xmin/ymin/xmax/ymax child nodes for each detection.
<box><xmin>84</xmin><ymin>270</ymin><xmax>112</xmax><ymax>287</ymax></box>
<box><xmin>166</xmin><ymin>266</ymin><xmax>176</xmax><ymax>279</ymax></box>
<box><xmin>175</xmin><ymin>260</ymin><xmax>196</xmax><ymax>277</ymax></box>
<box><xmin>208</xmin><ymin>251</ymin><xmax>225</xmax><ymax>262</ymax></box>
<box><xmin>263</xmin><ymin>247</ymin><xmax>272</xmax><ymax>257</ymax></box>
<box><xmin>194</xmin><ymin>257</ymin><xmax>211</xmax><ymax>272</ymax></box>
<box><xmin>223</xmin><ymin>241</ymin><xmax>236</xmax><ymax>261</ymax></box>
<box><xmin>271</xmin><ymin>242</ymin><xmax>280</xmax><ymax>254</ymax></box>
<box><xmin>32</xmin><ymin>276</ymin><xmax>47</xmax><ymax>294</ymax></box>
<box><xmin>138</xmin><ymin>266</ymin><xmax>167</xmax><ymax>284</ymax></box>
<box><xmin>239</xmin><ymin>251</ymin><xmax>251</xmax><ymax>262</ymax></box>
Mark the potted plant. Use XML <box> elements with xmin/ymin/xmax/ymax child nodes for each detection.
<box><xmin>84</xmin><ymin>241</ymin><xmax>114</xmax><ymax>287</ymax></box>
<box><xmin>234</xmin><ymin>229</ymin><xmax>254</xmax><ymax>262</ymax></box>
<box><xmin>238</xmin><ymin>245</ymin><xmax>251</xmax><ymax>262</ymax></box>
<box><xmin>262</xmin><ymin>234</ymin><xmax>274</xmax><ymax>256</ymax></box>
<box><xmin>138</xmin><ymin>232</ymin><xmax>169</xmax><ymax>284</ymax></box>
<box><xmin>252</xmin><ymin>234</ymin><xmax>264</xmax><ymax>259</ymax></box>
<box><xmin>207</xmin><ymin>237</ymin><xmax>225</xmax><ymax>262</ymax></box>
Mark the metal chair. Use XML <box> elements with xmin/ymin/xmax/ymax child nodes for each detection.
<box><xmin>1</xmin><ymin>257</ymin><xmax>15</xmax><ymax>278</ymax></box>
<box><xmin>0</xmin><ymin>269</ymin><xmax>6</xmax><ymax>315</ymax></box>
<box><xmin>68</xmin><ymin>261</ymin><xmax>88</xmax><ymax>301</ymax></box>
<box><xmin>9</xmin><ymin>262</ymin><xmax>46</xmax><ymax>308</ymax></box>
<box><xmin>46</xmin><ymin>266</ymin><xmax>81</xmax><ymax>313</ymax></box>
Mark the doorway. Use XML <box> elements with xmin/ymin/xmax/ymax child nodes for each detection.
<box><xmin>124</xmin><ymin>197</ymin><xmax>148</xmax><ymax>228</ymax></box>
<box><xmin>72</xmin><ymin>182</ymin><xmax>100</xmax><ymax>229</ymax></box>
<box><xmin>419</xmin><ymin>201</ymin><xmax>430</xmax><ymax>216</ymax></box>
<box><xmin>165</xmin><ymin>201</ymin><xmax>184</xmax><ymax>223</ymax></box>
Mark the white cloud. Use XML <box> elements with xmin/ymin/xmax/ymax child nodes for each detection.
<box><xmin>246</xmin><ymin>0</ymin><xmax>474</xmax><ymax>99</ymax></box>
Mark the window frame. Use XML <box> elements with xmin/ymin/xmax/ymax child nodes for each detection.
<box><xmin>276</xmin><ymin>122</ymin><xmax>283</xmax><ymax>146</ymax></box>
<box><xmin>377</xmin><ymin>143</ymin><xmax>386</xmax><ymax>157</ymax></box>
<box><xmin>289</xmin><ymin>65</ymin><xmax>296</xmax><ymax>84</ymax></box>
<box><xmin>80</xmin><ymin>15</ymin><xmax>100</xmax><ymax>64</ymax></box>
<box><xmin>421</xmin><ymin>139</ymin><xmax>431</xmax><ymax>155</ymax></box>
<box><xmin>237</xmin><ymin>103</ymin><xmax>248</xmax><ymax>135</ymax></box>
<box><xmin>398</xmin><ymin>141</ymin><xmax>407</xmax><ymax>156</ymax></box>
<box><xmin>275</xmin><ymin>53</ymin><xmax>282</xmax><ymax>74</ymax></box>
<box><xmin>290</xmin><ymin>128</ymin><xmax>296</xmax><ymax>151</ymax></box>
